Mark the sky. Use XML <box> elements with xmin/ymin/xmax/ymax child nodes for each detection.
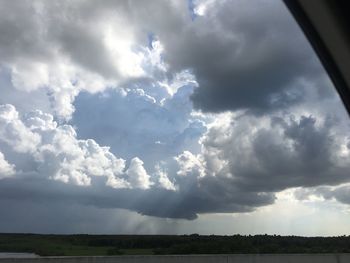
<box><xmin>0</xmin><ymin>0</ymin><xmax>350</xmax><ymax>236</ymax></box>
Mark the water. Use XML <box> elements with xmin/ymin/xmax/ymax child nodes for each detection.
<box><xmin>0</xmin><ymin>252</ymin><xmax>39</xmax><ymax>258</ymax></box>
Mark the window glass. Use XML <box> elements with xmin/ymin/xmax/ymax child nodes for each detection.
<box><xmin>0</xmin><ymin>0</ymin><xmax>349</xmax><ymax>237</ymax></box>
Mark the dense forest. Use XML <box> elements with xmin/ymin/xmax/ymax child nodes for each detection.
<box><xmin>1</xmin><ymin>233</ymin><xmax>350</xmax><ymax>256</ymax></box>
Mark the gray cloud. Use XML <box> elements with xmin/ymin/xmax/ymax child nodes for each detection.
<box><xmin>301</xmin><ymin>183</ymin><xmax>350</xmax><ymax>206</ymax></box>
<box><xmin>2</xmin><ymin>101</ymin><xmax>349</xmax><ymax>221</ymax></box>
<box><xmin>0</xmin><ymin>197</ymin><xmax>180</xmax><ymax>234</ymax></box>
<box><xmin>0</xmin><ymin>0</ymin><xmax>174</xmax><ymax>119</ymax></box>
<box><xmin>0</xmin><ymin>103</ymin><xmax>273</xmax><ymax>220</ymax></box>
<box><xmin>0</xmin><ymin>174</ymin><xmax>274</xmax><ymax>220</ymax></box>
<box><xmin>198</xmin><ymin>113</ymin><xmax>350</xmax><ymax>194</ymax></box>
<box><xmin>0</xmin><ymin>0</ymin><xmax>336</xmax><ymax>117</ymax></box>
<box><xmin>149</xmin><ymin>0</ymin><xmax>326</xmax><ymax>113</ymax></box>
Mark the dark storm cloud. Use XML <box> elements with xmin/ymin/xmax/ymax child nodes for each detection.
<box><xmin>0</xmin><ymin>175</ymin><xmax>274</xmax><ymax>220</ymax></box>
<box><xmin>199</xmin><ymin>113</ymin><xmax>350</xmax><ymax>194</ymax></box>
<box><xmin>155</xmin><ymin>0</ymin><xmax>326</xmax><ymax>113</ymax></box>
<box><xmin>0</xmin><ymin>0</ymin><xmax>333</xmax><ymax>115</ymax></box>
<box><xmin>0</xmin><ymin>103</ymin><xmax>273</xmax><ymax>220</ymax></box>
<box><xmin>0</xmin><ymin>197</ymin><xmax>177</xmax><ymax>234</ymax></box>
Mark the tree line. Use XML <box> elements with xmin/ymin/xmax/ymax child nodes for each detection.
<box><xmin>1</xmin><ymin>233</ymin><xmax>350</xmax><ymax>256</ymax></box>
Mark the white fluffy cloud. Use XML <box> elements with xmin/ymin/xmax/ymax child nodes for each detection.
<box><xmin>126</xmin><ymin>158</ymin><xmax>152</xmax><ymax>190</ymax></box>
<box><xmin>156</xmin><ymin>165</ymin><xmax>177</xmax><ymax>191</ymax></box>
<box><xmin>0</xmin><ymin>151</ymin><xmax>15</xmax><ymax>178</ymax></box>
<box><xmin>0</xmin><ymin>0</ymin><xmax>173</xmax><ymax>120</ymax></box>
<box><xmin>0</xmin><ymin>104</ymin><xmax>40</xmax><ymax>153</ymax></box>
<box><xmin>175</xmin><ymin>151</ymin><xmax>205</xmax><ymax>177</ymax></box>
<box><xmin>0</xmin><ymin>104</ymin><xmax>162</xmax><ymax>189</ymax></box>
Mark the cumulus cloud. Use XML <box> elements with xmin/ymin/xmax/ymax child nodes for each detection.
<box><xmin>72</xmin><ymin>84</ymin><xmax>206</xmax><ymax>171</ymax></box>
<box><xmin>0</xmin><ymin>0</ymin><xmax>336</xmax><ymax>120</ymax></box>
<box><xmin>0</xmin><ymin>103</ymin><xmax>280</xmax><ymax>219</ymax></box>
<box><xmin>0</xmin><ymin>0</ymin><xmax>174</xmax><ymax>120</ymax></box>
<box><xmin>156</xmin><ymin>165</ymin><xmax>177</xmax><ymax>191</ymax></box>
<box><xmin>0</xmin><ymin>151</ymin><xmax>15</xmax><ymax>178</ymax></box>
<box><xmin>126</xmin><ymin>158</ymin><xmax>152</xmax><ymax>190</ymax></box>
<box><xmin>0</xmin><ymin>104</ymin><xmax>40</xmax><ymax>153</ymax></box>
<box><xmin>1</xmin><ymin>104</ymin><xmax>349</xmax><ymax>221</ymax></box>
<box><xmin>150</xmin><ymin>0</ymin><xmax>327</xmax><ymax>113</ymax></box>
<box><xmin>175</xmin><ymin>151</ymin><xmax>205</xmax><ymax>177</ymax></box>
<box><xmin>197</xmin><ymin>112</ymin><xmax>350</xmax><ymax>193</ymax></box>
<box><xmin>0</xmin><ymin>104</ymin><xmax>158</xmax><ymax>189</ymax></box>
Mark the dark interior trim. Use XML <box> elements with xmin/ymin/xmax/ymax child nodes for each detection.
<box><xmin>283</xmin><ymin>0</ymin><xmax>350</xmax><ymax>116</ymax></box>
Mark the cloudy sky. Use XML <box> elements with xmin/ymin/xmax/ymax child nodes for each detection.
<box><xmin>1</xmin><ymin>0</ymin><xmax>350</xmax><ymax>236</ymax></box>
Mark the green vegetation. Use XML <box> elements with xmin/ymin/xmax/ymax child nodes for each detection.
<box><xmin>1</xmin><ymin>234</ymin><xmax>350</xmax><ymax>256</ymax></box>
